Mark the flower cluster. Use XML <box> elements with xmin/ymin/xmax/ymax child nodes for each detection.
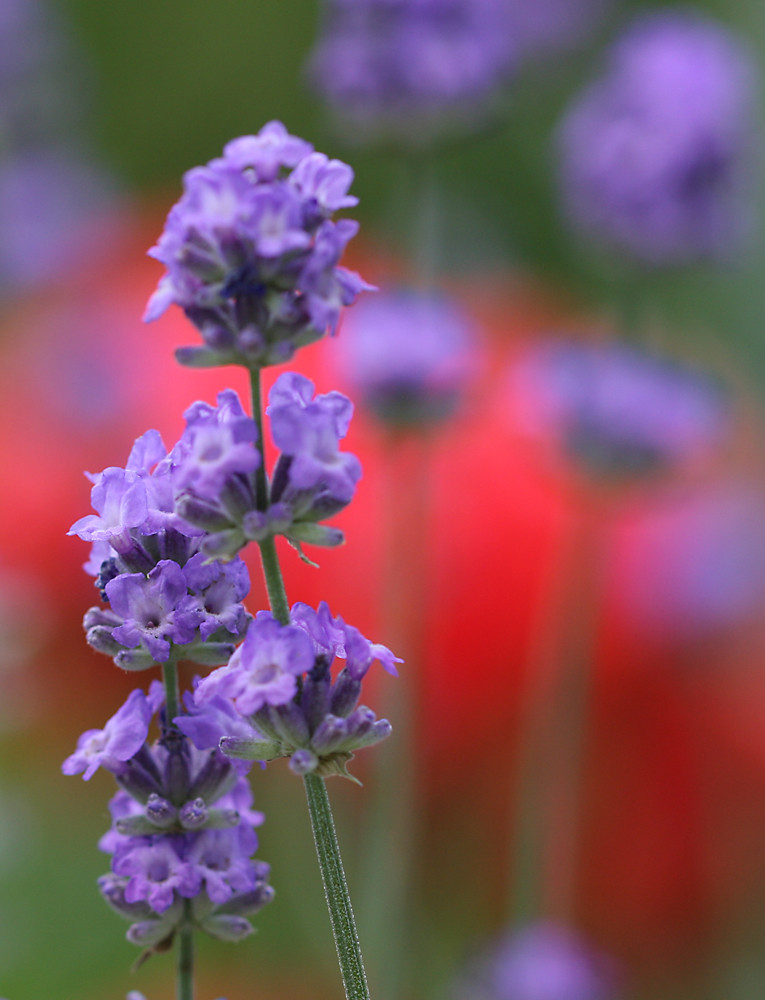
<box><xmin>69</xmin><ymin>377</ymin><xmax>361</xmax><ymax>668</ymax></box>
<box><xmin>307</xmin><ymin>0</ymin><xmax>516</xmax><ymax>142</ymax></box>
<box><xmin>180</xmin><ymin>602</ymin><xmax>400</xmax><ymax>780</ymax></box>
<box><xmin>507</xmin><ymin>339</ymin><xmax>729</xmax><ymax>479</ymax></box>
<box><xmin>144</xmin><ymin>120</ymin><xmax>372</xmax><ymax>368</ymax></box>
<box><xmin>557</xmin><ymin>10</ymin><xmax>757</xmax><ymax>264</ymax></box>
<box><xmin>66</xmin><ymin>122</ymin><xmax>395</xmax><ymax>994</ymax></box>
<box><xmin>333</xmin><ymin>288</ymin><xmax>478</xmax><ymax>426</ymax></box>
<box><xmin>68</xmin><ymin>417</ymin><xmax>252</xmax><ymax>670</ymax></box>
<box><xmin>63</xmin><ymin>684</ymin><xmax>274</xmax><ymax>949</ymax></box>
<box><xmin>171</xmin><ymin>376</ymin><xmax>361</xmax><ymax>560</ymax></box>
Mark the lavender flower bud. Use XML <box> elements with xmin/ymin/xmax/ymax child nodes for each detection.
<box><xmin>179</xmin><ymin>797</ymin><xmax>209</xmax><ymax>829</ymax></box>
<box><xmin>188</xmin><ymin>750</ymin><xmax>236</xmax><ymax>803</ymax></box>
<box><xmin>174</xmin><ymin>493</ymin><xmax>234</xmax><ymax>532</ymax></box>
<box><xmin>145</xmin><ymin>793</ymin><xmax>177</xmax><ymax>829</ymax></box>
<box><xmin>112</xmin><ymin>759</ymin><xmax>163</xmax><ymax>804</ymax></box>
<box><xmin>219</xmin><ymin>737</ymin><xmax>285</xmax><ymax>762</ymax></box>
<box><xmin>300</xmin><ymin>666</ymin><xmax>332</xmax><ymax>732</ymax></box>
<box><xmin>198</xmin><ymin>914</ymin><xmax>254</xmax><ymax>943</ymax></box>
<box><xmin>329</xmin><ymin>668</ymin><xmax>362</xmax><ymax>717</ymax></box>
<box><xmin>311</xmin><ymin>715</ymin><xmax>350</xmax><ymax>755</ymax></box>
<box><xmin>126</xmin><ymin>919</ymin><xmax>177</xmax><ymax>949</ymax></box>
<box><xmin>289</xmin><ymin>748</ymin><xmax>319</xmax><ymax>775</ymax></box>
<box><xmin>181</xmin><ymin>642</ymin><xmax>236</xmax><ymax>667</ymax></box>
<box><xmin>199</xmin><ymin>528</ymin><xmax>247</xmax><ymax>561</ymax></box>
<box><xmin>287</xmin><ymin>523</ymin><xmax>345</xmax><ymax>547</ymax></box>
<box><xmin>217</xmin><ymin>882</ymin><xmax>276</xmax><ymax>916</ymax></box>
<box><xmin>268</xmin><ymin>702</ymin><xmax>311</xmax><ymax>747</ymax></box>
<box><xmin>114</xmin><ymin>648</ymin><xmax>158</xmax><ymax>671</ymax></box>
<box><xmin>85</xmin><ymin>624</ymin><xmax>124</xmax><ymax>656</ymax></box>
<box><xmin>351</xmin><ymin>718</ymin><xmax>392</xmax><ymax>750</ymax></box>
<box><xmin>162</xmin><ymin>736</ymin><xmax>191</xmax><ymax>806</ymax></box>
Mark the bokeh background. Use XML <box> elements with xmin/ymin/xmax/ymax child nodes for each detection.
<box><xmin>3</xmin><ymin>1</ymin><xmax>765</xmax><ymax>998</ymax></box>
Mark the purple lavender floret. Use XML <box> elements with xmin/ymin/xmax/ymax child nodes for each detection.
<box><xmin>557</xmin><ymin>10</ymin><xmax>757</xmax><ymax>264</ymax></box>
<box><xmin>291</xmin><ymin>600</ymin><xmax>400</xmax><ymax>679</ymax></box>
<box><xmin>68</xmin><ymin>467</ymin><xmax>149</xmax><ymax>554</ymax></box>
<box><xmin>185</xmin><ymin>827</ymin><xmax>258</xmax><ymax>904</ymax></box>
<box><xmin>181</xmin><ymin>553</ymin><xmax>250</xmax><ymax>641</ymax></box>
<box><xmin>308</xmin><ymin>0</ymin><xmax>516</xmax><ymax>143</ymax></box>
<box><xmin>144</xmin><ymin>121</ymin><xmax>371</xmax><ymax>369</ymax></box>
<box><xmin>62</xmin><ymin>689</ymin><xmax>151</xmax><ymax>781</ymax></box>
<box><xmin>269</xmin><ymin>372</ymin><xmax>360</xmax><ymax>502</ymax></box>
<box><xmin>452</xmin><ymin>922</ymin><xmax>618</xmax><ymax>1000</ymax></box>
<box><xmin>113</xmin><ymin>837</ymin><xmax>201</xmax><ymax>913</ymax></box>
<box><xmin>203</xmin><ymin>601</ymin><xmax>399</xmax><ymax>780</ymax></box>
<box><xmin>195</xmin><ymin>611</ymin><xmax>315</xmax><ymax>715</ymax></box>
<box><xmin>333</xmin><ymin>288</ymin><xmax>479</xmax><ymax>425</ymax></box>
<box><xmin>508</xmin><ymin>339</ymin><xmax>729</xmax><ymax>478</ymax></box>
<box><xmin>106</xmin><ymin>560</ymin><xmax>200</xmax><ymax>663</ymax></box>
<box><xmin>171</xmin><ymin>389</ymin><xmax>259</xmax><ymax>503</ymax></box>
<box><xmin>70</xmin><ymin>427</ymin><xmax>202</xmax><ymax>581</ymax></box>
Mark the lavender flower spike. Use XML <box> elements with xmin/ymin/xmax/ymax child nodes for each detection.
<box><xmin>62</xmin><ymin>689</ymin><xmax>150</xmax><ymax>780</ymax></box>
<box><xmin>144</xmin><ymin>121</ymin><xmax>372</xmax><ymax>369</ymax></box>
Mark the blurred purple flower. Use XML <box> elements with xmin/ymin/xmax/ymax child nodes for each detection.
<box><xmin>0</xmin><ymin>151</ymin><xmax>116</xmax><ymax>290</ymax></box>
<box><xmin>615</xmin><ymin>484</ymin><xmax>765</xmax><ymax>639</ymax></box>
<box><xmin>454</xmin><ymin>922</ymin><xmax>617</xmax><ymax>1000</ymax></box>
<box><xmin>507</xmin><ymin>0</ymin><xmax>609</xmax><ymax>61</ymax></box>
<box><xmin>333</xmin><ymin>288</ymin><xmax>478</xmax><ymax>425</ymax></box>
<box><xmin>557</xmin><ymin>10</ymin><xmax>757</xmax><ymax>264</ymax></box>
<box><xmin>307</xmin><ymin>0</ymin><xmax>516</xmax><ymax>140</ymax></box>
<box><xmin>508</xmin><ymin>339</ymin><xmax>729</xmax><ymax>478</ymax></box>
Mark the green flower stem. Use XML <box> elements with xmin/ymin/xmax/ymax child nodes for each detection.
<box><xmin>248</xmin><ymin>364</ymin><xmax>372</xmax><ymax>998</ymax></box>
<box><xmin>508</xmin><ymin>498</ymin><xmax>606</xmax><ymax>925</ymax></box>
<box><xmin>357</xmin><ymin>434</ymin><xmax>430</xmax><ymax>1000</ymax></box>
<box><xmin>257</xmin><ymin>535</ymin><xmax>291</xmax><ymax>626</ymax></box>
<box><xmin>162</xmin><ymin>662</ymin><xmax>195</xmax><ymax>999</ymax></box>
<box><xmin>177</xmin><ymin>900</ymin><xmax>195</xmax><ymax>1000</ymax></box>
<box><xmin>304</xmin><ymin>772</ymin><xmax>371</xmax><ymax>1000</ymax></box>
<box><xmin>162</xmin><ymin>656</ymin><xmax>181</xmax><ymax>731</ymax></box>
<box><xmin>249</xmin><ymin>366</ymin><xmax>270</xmax><ymax>512</ymax></box>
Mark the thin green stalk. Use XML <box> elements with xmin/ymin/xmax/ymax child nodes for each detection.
<box><xmin>249</xmin><ymin>366</ymin><xmax>269</xmax><ymax>512</ymax></box>
<box><xmin>304</xmin><ymin>772</ymin><xmax>371</xmax><ymax>1000</ymax></box>
<box><xmin>508</xmin><ymin>502</ymin><xmax>605</xmax><ymax>925</ymax></box>
<box><xmin>257</xmin><ymin>534</ymin><xmax>290</xmax><ymax>626</ymax></box>
<box><xmin>248</xmin><ymin>365</ymin><xmax>291</xmax><ymax>624</ymax></box>
<box><xmin>177</xmin><ymin>900</ymin><xmax>195</xmax><ymax>1000</ymax></box>
<box><xmin>249</xmin><ymin>364</ymin><xmax>372</xmax><ymax>998</ymax></box>
<box><xmin>162</xmin><ymin>656</ymin><xmax>181</xmax><ymax>731</ymax></box>
<box><xmin>357</xmin><ymin>435</ymin><xmax>430</xmax><ymax>1000</ymax></box>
